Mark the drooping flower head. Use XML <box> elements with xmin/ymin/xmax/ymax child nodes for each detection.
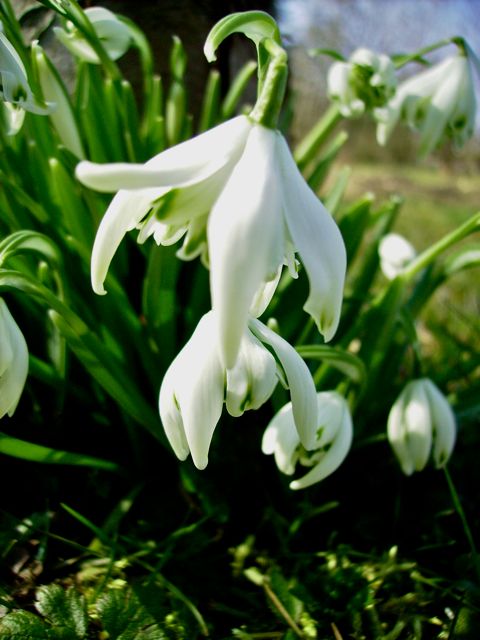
<box><xmin>159</xmin><ymin>311</ymin><xmax>318</xmax><ymax>470</ymax></box>
<box><xmin>0</xmin><ymin>23</ymin><xmax>50</xmax><ymax>134</ymax></box>
<box><xmin>31</xmin><ymin>41</ymin><xmax>85</xmax><ymax>158</ymax></box>
<box><xmin>376</xmin><ymin>41</ymin><xmax>479</xmax><ymax>156</ymax></box>
<box><xmin>327</xmin><ymin>48</ymin><xmax>397</xmax><ymax>118</ymax></box>
<box><xmin>387</xmin><ymin>378</ymin><xmax>456</xmax><ymax>475</ymax></box>
<box><xmin>0</xmin><ymin>298</ymin><xmax>28</xmax><ymax>419</ymax></box>
<box><xmin>76</xmin><ymin>11</ymin><xmax>346</xmax><ymax>369</ymax></box>
<box><xmin>262</xmin><ymin>391</ymin><xmax>353</xmax><ymax>490</ymax></box>
<box><xmin>54</xmin><ymin>7</ymin><xmax>133</xmax><ymax>64</ymax></box>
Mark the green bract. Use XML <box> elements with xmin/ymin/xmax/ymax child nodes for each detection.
<box><xmin>203</xmin><ymin>10</ymin><xmax>281</xmax><ymax>63</ymax></box>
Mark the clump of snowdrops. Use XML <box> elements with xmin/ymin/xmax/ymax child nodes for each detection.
<box><xmin>0</xmin><ymin>0</ymin><xmax>478</xmax><ymax>494</ymax></box>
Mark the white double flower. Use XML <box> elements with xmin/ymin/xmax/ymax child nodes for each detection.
<box><xmin>0</xmin><ymin>299</ymin><xmax>28</xmax><ymax>419</ymax></box>
<box><xmin>262</xmin><ymin>391</ymin><xmax>353</xmax><ymax>490</ymax></box>
<box><xmin>387</xmin><ymin>378</ymin><xmax>456</xmax><ymax>475</ymax></box>
<box><xmin>159</xmin><ymin>310</ymin><xmax>318</xmax><ymax>470</ymax></box>
<box><xmin>76</xmin><ymin>115</ymin><xmax>346</xmax><ymax>369</ymax></box>
<box><xmin>327</xmin><ymin>48</ymin><xmax>396</xmax><ymax>118</ymax></box>
<box><xmin>376</xmin><ymin>49</ymin><xmax>478</xmax><ymax>156</ymax></box>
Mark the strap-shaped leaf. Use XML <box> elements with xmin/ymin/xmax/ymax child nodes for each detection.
<box><xmin>0</xmin><ymin>432</ymin><xmax>118</xmax><ymax>471</ymax></box>
<box><xmin>297</xmin><ymin>344</ymin><xmax>366</xmax><ymax>385</ymax></box>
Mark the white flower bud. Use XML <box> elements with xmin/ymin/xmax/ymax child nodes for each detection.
<box><xmin>0</xmin><ymin>299</ymin><xmax>28</xmax><ymax>418</ymax></box>
<box><xmin>387</xmin><ymin>378</ymin><xmax>456</xmax><ymax>475</ymax></box>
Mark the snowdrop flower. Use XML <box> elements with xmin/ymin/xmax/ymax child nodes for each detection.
<box><xmin>262</xmin><ymin>391</ymin><xmax>353</xmax><ymax>490</ymax></box>
<box><xmin>378</xmin><ymin>233</ymin><xmax>416</xmax><ymax>280</ymax></box>
<box><xmin>327</xmin><ymin>48</ymin><xmax>396</xmax><ymax>118</ymax></box>
<box><xmin>376</xmin><ymin>49</ymin><xmax>477</xmax><ymax>156</ymax></box>
<box><xmin>76</xmin><ymin>115</ymin><xmax>346</xmax><ymax>368</ymax></box>
<box><xmin>0</xmin><ymin>299</ymin><xmax>28</xmax><ymax>418</ymax></box>
<box><xmin>0</xmin><ymin>25</ymin><xmax>50</xmax><ymax>134</ymax></box>
<box><xmin>387</xmin><ymin>378</ymin><xmax>456</xmax><ymax>476</ymax></box>
<box><xmin>54</xmin><ymin>7</ymin><xmax>132</xmax><ymax>64</ymax></box>
<box><xmin>159</xmin><ymin>310</ymin><xmax>318</xmax><ymax>470</ymax></box>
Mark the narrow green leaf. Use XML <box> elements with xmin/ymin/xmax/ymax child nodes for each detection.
<box><xmin>141</xmin><ymin>75</ymin><xmax>165</xmax><ymax>154</ymax></box>
<box><xmin>0</xmin><ymin>432</ymin><xmax>119</xmax><ymax>471</ymax></box>
<box><xmin>294</xmin><ymin>104</ymin><xmax>341</xmax><ymax>170</ymax></box>
<box><xmin>0</xmin><ymin>172</ymin><xmax>49</xmax><ymax>224</ymax></box>
<box><xmin>198</xmin><ymin>69</ymin><xmax>221</xmax><ymax>132</ymax></box>
<box><xmin>49</xmin><ymin>158</ymin><xmax>95</xmax><ymax>249</ymax></box>
<box><xmin>221</xmin><ymin>60</ymin><xmax>257</xmax><ymax>119</ymax></box>
<box><xmin>296</xmin><ymin>344</ymin><xmax>366</xmax><ymax>384</ymax></box>
<box><xmin>443</xmin><ymin>246</ymin><xmax>480</xmax><ymax>278</ymax></box>
<box><xmin>48</xmin><ymin>310</ymin><xmax>163</xmax><ymax>441</ymax></box>
<box><xmin>120</xmin><ymin>79</ymin><xmax>142</xmax><ymax>161</ymax></box>
<box><xmin>338</xmin><ymin>194</ymin><xmax>375</xmax><ymax>263</ymax></box>
<box><xmin>0</xmin><ymin>230</ymin><xmax>61</xmax><ymax>267</ymax></box>
<box><xmin>61</xmin><ymin>504</ymin><xmax>110</xmax><ymax>545</ymax></box>
<box><xmin>324</xmin><ymin>165</ymin><xmax>351</xmax><ymax>215</ymax></box>
<box><xmin>142</xmin><ymin>244</ymin><xmax>180</xmax><ymax>370</ymax></box>
<box><xmin>307</xmin><ymin>130</ymin><xmax>349</xmax><ymax>191</ymax></box>
<box><xmin>308</xmin><ymin>48</ymin><xmax>346</xmax><ymax>61</ymax></box>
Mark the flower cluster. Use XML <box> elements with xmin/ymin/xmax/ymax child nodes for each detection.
<box><xmin>74</xmin><ymin>10</ymin><xmax>351</xmax><ymax>487</ymax></box>
<box><xmin>326</xmin><ymin>40</ymin><xmax>478</xmax><ymax>156</ymax></box>
<box><xmin>0</xmin><ymin>6</ymin><xmax>466</xmax><ymax>491</ymax></box>
<box><xmin>77</xmin><ymin>115</ymin><xmax>347</xmax><ymax>368</ymax></box>
<box><xmin>77</xmin><ymin>108</ymin><xmax>348</xmax><ymax>483</ymax></box>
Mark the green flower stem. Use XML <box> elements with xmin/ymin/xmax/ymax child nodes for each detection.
<box><xmin>294</xmin><ymin>104</ymin><xmax>342</xmax><ymax>171</ymax></box>
<box><xmin>198</xmin><ymin>69</ymin><xmax>221</xmax><ymax>132</ymax></box>
<box><xmin>394</xmin><ymin>36</ymin><xmax>464</xmax><ymax>69</ymax></box>
<box><xmin>119</xmin><ymin>15</ymin><xmax>155</xmax><ymax>107</ymax></box>
<box><xmin>307</xmin><ymin>130</ymin><xmax>349</xmax><ymax>191</ymax></box>
<box><xmin>249</xmin><ymin>39</ymin><xmax>288</xmax><ymax>129</ymax></box>
<box><xmin>356</xmin><ymin>276</ymin><xmax>407</xmax><ymax>393</ymax></box>
<box><xmin>444</xmin><ymin>467</ymin><xmax>480</xmax><ymax>584</ymax></box>
<box><xmin>401</xmin><ymin>211</ymin><xmax>480</xmax><ymax>282</ymax></box>
<box><xmin>221</xmin><ymin>60</ymin><xmax>258</xmax><ymax>119</ymax></box>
